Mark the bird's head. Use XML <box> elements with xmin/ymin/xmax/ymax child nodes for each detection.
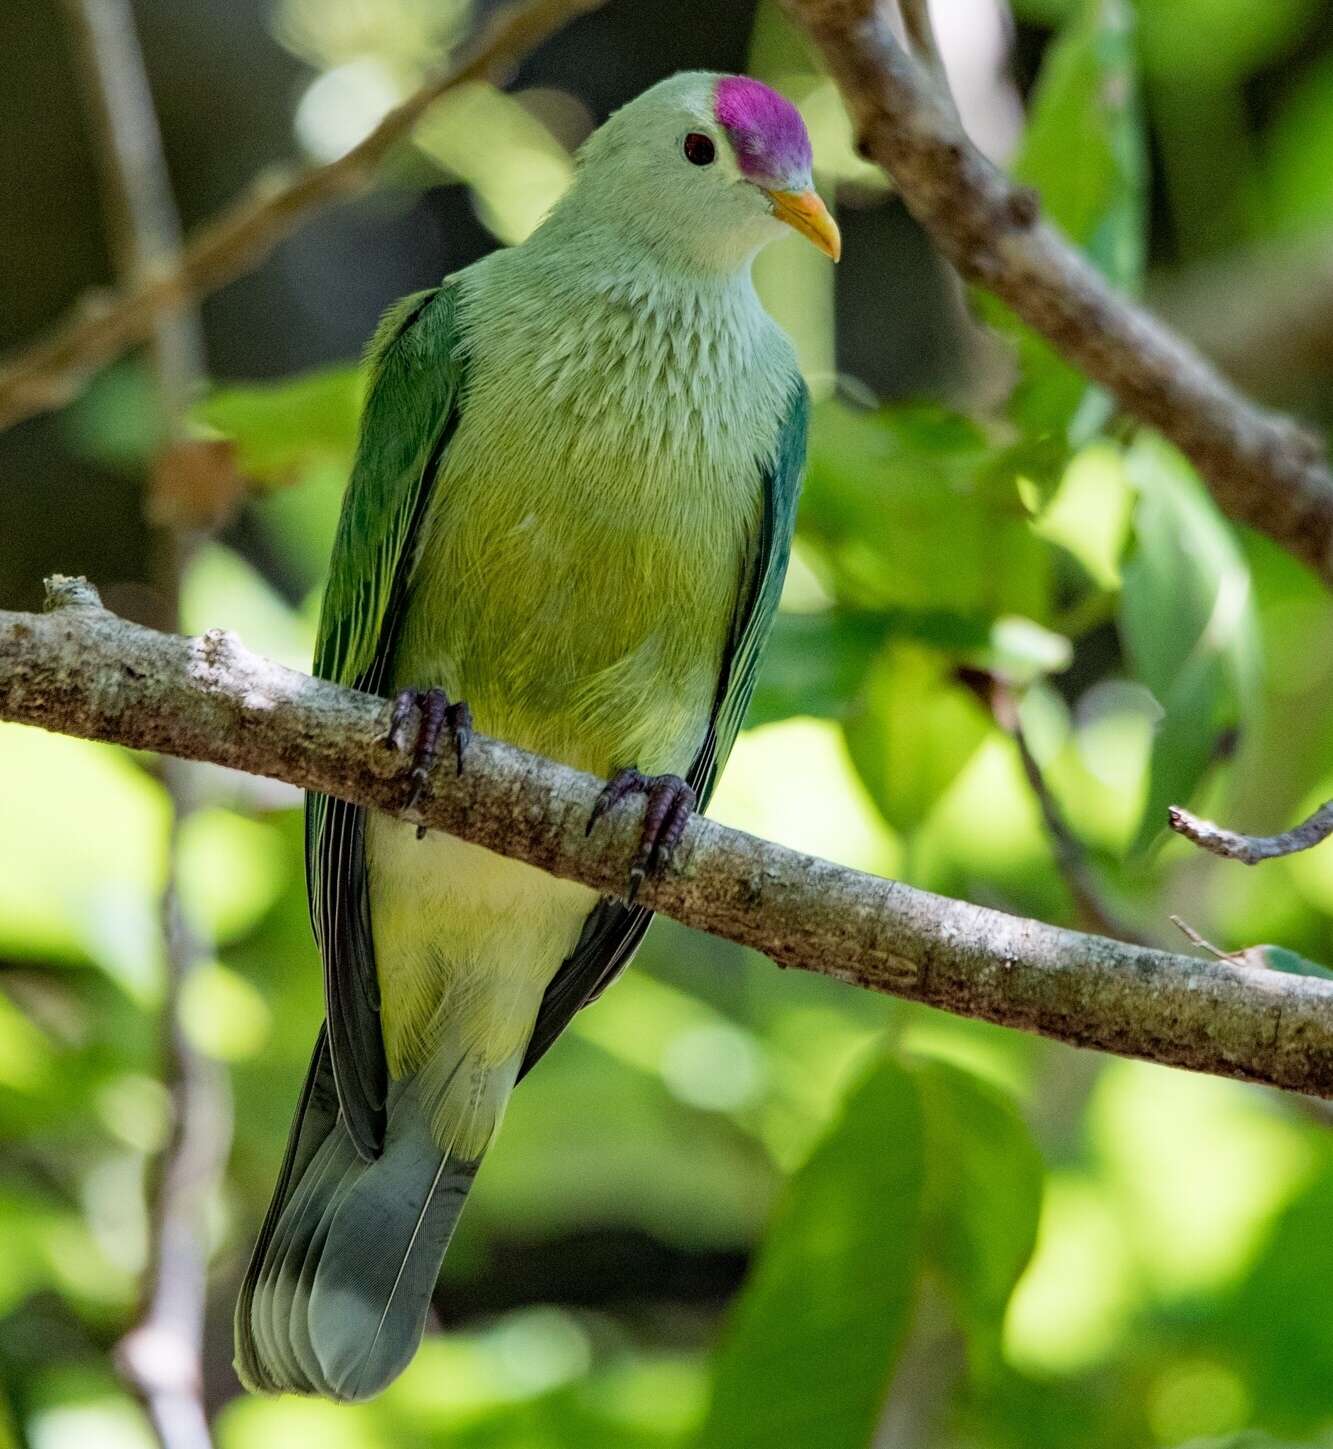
<box><xmin>558</xmin><ymin>72</ymin><xmax>841</xmax><ymax>274</ymax></box>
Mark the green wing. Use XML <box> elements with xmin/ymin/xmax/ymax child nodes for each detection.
<box><xmin>521</xmin><ymin>375</ymin><xmax>810</xmax><ymax>1073</ymax></box>
<box><xmin>307</xmin><ymin>284</ymin><xmax>467</xmax><ymax>1158</ymax></box>
<box><xmin>687</xmin><ymin>374</ymin><xmax>810</xmax><ymax>805</ymax></box>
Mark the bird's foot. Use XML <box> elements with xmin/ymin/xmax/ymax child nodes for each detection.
<box><xmin>386</xmin><ymin>687</ymin><xmax>473</xmax><ymax>838</ymax></box>
<box><xmin>586</xmin><ymin>767</ymin><xmax>696</xmax><ymax>902</ymax></box>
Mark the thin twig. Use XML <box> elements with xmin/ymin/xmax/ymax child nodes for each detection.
<box><xmin>7</xmin><ymin>580</ymin><xmax>1333</xmax><ymax>1102</ymax></box>
<box><xmin>785</xmin><ymin>0</ymin><xmax>1333</xmax><ymax>586</ymax></box>
<box><xmin>1168</xmin><ymin>800</ymin><xmax>1333</xmax><ymax>865</ymax></box>
<box><xmin>1169</xmin><ymin>913</ymin><xmax>1236</xmax><ymax>962</ymax></box>
<box><xmin>986</xmin><ymin>678</ymin><xmax>1148</xmax><ymax>944</ymax></box>
<box><xmin>56</xmin><ymin>0</ymin><xmax>204</xmax><ymax>416</ymax></box>
<box><xmin>0</xmin><ymin>0</ymin><xmax>605</xmax><ymax>433</ymax></box>
<box><xmin>60</xmin><ymin>5</ymin><xmax>226</xmax><ymax>1445</ymax></box>
<box><xmin>116</xmin><ymin>805</ymin><xmax>231</xmax><ymax>1449</ymax></box>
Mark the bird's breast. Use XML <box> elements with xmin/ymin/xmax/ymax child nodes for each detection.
<box><xmin>394</xmin><ymin>398</ymin><xmax>763</xmax><ymax>779</ymax></box>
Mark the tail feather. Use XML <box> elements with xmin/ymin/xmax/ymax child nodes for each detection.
<box><xmin>272</xmin><ymin>1134</ymin><xmax>360</xmax><ymax>1390</ymax></box>
<box><xmin>308</xmin><ymin>1085</ymin><xmax>478</xmax><ymax>1399</ymax></box>
<box><xmin>235</xmin><ymin>1030</ymin><xmax>480</xmax><ymax>1401</ymax></box>
<box><xmin>235</xmin><ymin>1028</ymin><xmax>340</xmax><ymax>1393</ymax></box>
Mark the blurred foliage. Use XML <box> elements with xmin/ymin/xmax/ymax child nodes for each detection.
<box><xmin>5</xmin><ymin>0</ymin><xmax>1333</xmax><ymax>1446</ymax></box>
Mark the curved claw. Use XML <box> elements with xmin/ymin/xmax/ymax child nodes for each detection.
<box><xmin>588</xmin><ymin>767</ymin><xmax>695</xmax><ymax>900</ymax></box>
<box><xmin>386</xmin><ymin>687</ymin><xmax>473</xmax><ymax>838</ymax></box>
<box><xmin>586</xmin><ymin>768</ymin><xmax>649</xmax><ymax>837</ymax></box>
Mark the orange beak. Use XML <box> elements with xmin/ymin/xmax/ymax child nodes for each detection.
<box><xmin>765</xmin><ymin>187</ymin><xmax>841</xmax><ymax>261</ymax></box>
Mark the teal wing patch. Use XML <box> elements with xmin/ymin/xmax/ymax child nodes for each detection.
<box><xmin>521</xmin><ymin>376</ymin><xmax>810</xmax><ymax>1075</ymax></box>
<box><xmin>306</xmin><ymin>284</ymin><xmax>467</xmax><ymax>1158</ymax></box>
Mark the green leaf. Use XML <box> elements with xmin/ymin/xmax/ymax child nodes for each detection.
<box><xmin>1118</xmin><ymin>437</ymin><xmax>1261</xmax><ymax>854</ymax></box>
<box><xmin>1136</xmin><ymin>0</ymin><xmax>1321</xmax><ymax>86</ymax></box>
<box><xmin>1016</xmin><ymin>0</ymin><xmax>1144</xmax><ymax>287</ymax></box>
<box><xmin>802</xmin><ymin>402</ymin><xmax>1050</xmax><ymax>621</ymax></box>
<box><xmin>1029</xmin><ymin>441</ymin><xmax>1136</xmax><ymax>590</ymax></box>
<box><xmin>695</xmin><ymin>1055</ymin><xmax>925</xmax><ymax>1449</ymax></box>
<box><xmin>987</xmin><ymin>0</ymin><xmax>1146</xmax><ymax>440</ymax></box>
<box><xmin>914</xmin><ymin>1059</ymin><xmax>1044</xmax><ymax>1369</ymax></box>
<box><xmin>194</xmin><ymin>365</ymin><xmax>363</xmax><ymax>486</ymax></box>
<box><xmin>62</xmin><ymin>360</ymin><xmax>165</xmax><ymax>470</ymax></box>
<box><xmin>843</xmin><ymin>641</ymin><xmax>992</xmax><ymax>834</ymax></box>
<box><xmin>748</xmin><ymin>609</ymin><xmax>994</xmax><ymax>728</ymax></box>
<box><xmin>1263</xmin><ymin>52</ymin><xmax>1333</xmax><ymax>236</ymax></box>
<box><xmin>747</xmin><ymin>611</ymin><xmax>890</xmax><ymax>728</ymax></box>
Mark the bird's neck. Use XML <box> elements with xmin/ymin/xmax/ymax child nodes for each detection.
<box><xmin>556</xmin><ymin>243</ymin><xmax>752</xmax><ymax>307</ymax></box>
<box><xmin>528</xmin><ymin>163</ymin><xmax>768</xmax><ymax>287</ymax></box>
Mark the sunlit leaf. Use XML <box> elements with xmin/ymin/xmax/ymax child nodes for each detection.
<box><xmin>179</xmin><ymin>961</ymin><xmax>273</xmax><ymax>1061</ymax></box>
<box><xmin>0</xmin><ymin>725</ymin><xmax>166</xmax><ymax>992</ymax></box>
<box><xmin>749</xmin><ymin>608</ymin><xmax>992</xmax><ymax>728</ymax></box>
<box><xmin>695</xmin><ymin>1055</ymin><xmax>924</xmax><ymax>1449</ymax></box>
<box><xmin>843</xmin><ymin>641</ymin><xmax>992</xmax><ymax>834</ymax></box>
<box><xmin>802</xmin><ymin>402</ymin><xmax>1049</xmax><ymax>620</ymax></box>
<box><xmin>177</xmin><ymin>807</ymin><xmax>290</xmax><ymax>944</ymax></box>
<box><xmin>1118</xmin><ymin>437</ymin><xmax>1261</xmax><ymax>853</ymax></box>
<box><xmin>1029</xmin><ymin>441</ymin><xmax>1136</xmax><ymax>590</ymax></box>
<box><xmin>195</xmin><ymin>366</ymin><xmax>363</xmax><ymax>487</ymax></box>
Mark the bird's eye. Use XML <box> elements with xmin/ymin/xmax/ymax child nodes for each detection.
<box><xmin>682</xmin><ymin>132</ymin><xmax>716</xmax><ymax>166</ymax></box>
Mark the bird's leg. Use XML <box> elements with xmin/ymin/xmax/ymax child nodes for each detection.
<box><xmin>386</xmin><ymin>687</ymin><xmax>473</xmax><ymax>838</ymax></box>
<box><xmin>586</xmin><ymin>767</ymin><xmax>696</xmax><ymax>901</ymax></box>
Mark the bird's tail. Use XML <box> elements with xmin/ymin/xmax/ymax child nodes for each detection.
<box><xmin>234</xmin><ymin>1027</ymin><xmax>480</xmax><ymax>1402</ymax></box>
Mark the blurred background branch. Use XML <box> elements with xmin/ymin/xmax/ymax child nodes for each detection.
<box><xmin>0</xmin><ymin>0</ymin><xmax>603</xmax><ymax>434</ymax></box>
<box><xmin>7</xmin><ymin>580</ymin><xmax>1333</xmax><ymax>1105</ymax></box>
<box><xmin>58</xmin><ymin>3</ymin><xmax>225</xmax><ymax>1446</ymax></box>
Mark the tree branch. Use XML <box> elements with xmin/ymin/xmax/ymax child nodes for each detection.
<box><xmin>0</xmin><ymin>0</ymin><xmax>603</xmax><ymax>433</ymax></box>
<box><xmin>1169</xmin><ymin>800</ymin><xmax>1333</xmax><ymax>865</ymax></box>
<box><xmin>786</xmin><ymin>0</ymin><xmax>1333</xmax><ymax>586</ymax></box>
<box><xmin>7</xmin><ymin>577</ymin><xmax>1333</xmax><ymax>1102</ymax></box>
<box><xmin>59</xmin><ymin>5</ymin><xmax>225</xmax><ymax>1445</ymax></box>
<box><xmin>896</xmin><ymin>0</ymin><xmax>952</xmax><ymax>109</ymax></box>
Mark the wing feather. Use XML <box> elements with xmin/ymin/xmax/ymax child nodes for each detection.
<box><xmin>307</xmin><ymin>284</ymin><xmax>468</xmax><ymax>1157</ymax></box>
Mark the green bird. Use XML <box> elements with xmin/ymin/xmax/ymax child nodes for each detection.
<box><xmin>235</xmin><ymin>70</ymin><xmax>839</xmax><ymax>1401</ymax></box>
